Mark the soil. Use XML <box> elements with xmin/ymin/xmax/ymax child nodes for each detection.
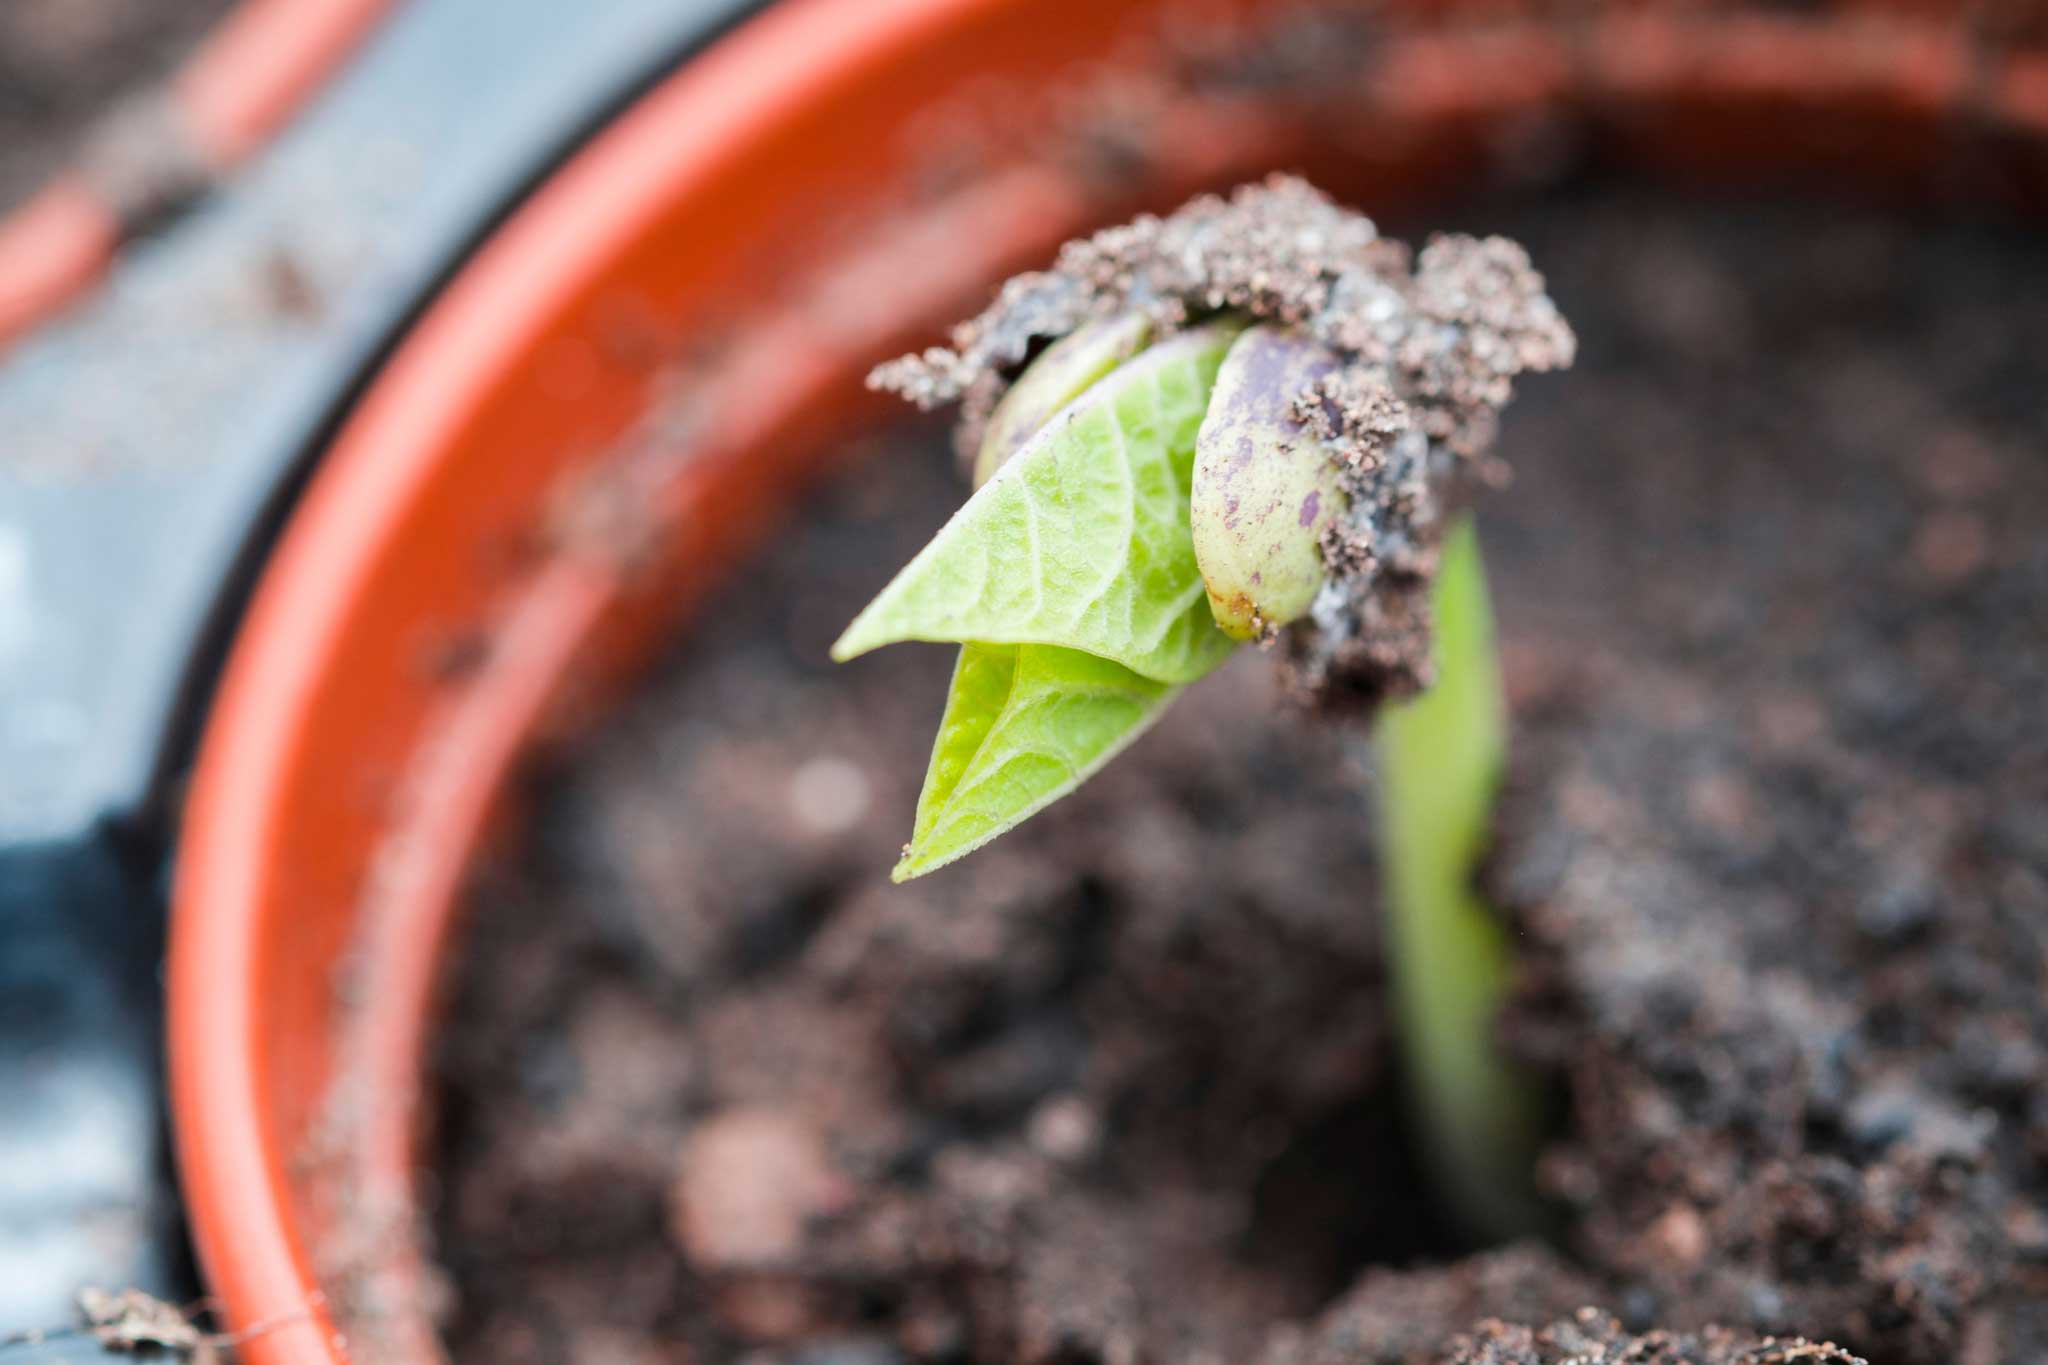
<box><xmin>0</xmin><ymin>0</ymin><xmax>231</xmax><ymax>215</ymax></box>
<box><xmin>424</xmin><ymin>188</ymin><xmax>2046</xmax><ymax>1364</ymax></box>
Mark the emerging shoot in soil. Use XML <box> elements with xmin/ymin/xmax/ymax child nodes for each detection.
<box><xmin>1376</xmin><ymin>519</ymin><xmax>1549</xmax><ymax>1242</ymax></box>
<box><xmin>834</xmin><ymin>178</ymin><xmax>1571</xmax><ymax>1236</ymax></box>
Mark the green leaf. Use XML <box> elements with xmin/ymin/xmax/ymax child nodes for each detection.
<box><xmin>973</xmin><ymin>312</ymin><xmax>1152</xmax><ymax>488</ymax></box>
<box><xmin>832</xmin><ymin>325</ymin><xmax>1241</xmax><ymax>685</ymax></box>
<box><xmin>896</xmin><ymin>642</ymin><xmax>1178</xmax><ymax>880</ymax></box>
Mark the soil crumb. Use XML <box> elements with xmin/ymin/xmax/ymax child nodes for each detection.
<box><xmin>424</xmin><ymin>189</ymin><xmax>2047</xmax><ymax>1364</ymax></box>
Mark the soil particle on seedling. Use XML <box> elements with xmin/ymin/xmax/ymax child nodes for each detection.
<box><xmin>420</xmin><ymin>192</ymin><xmax>2048</xmax><ymax>1365</ymax></box>
<box><xmin>870</xmin><ymin>176</ymin><xmax>1573</xmax><ymax>705</ymax></box>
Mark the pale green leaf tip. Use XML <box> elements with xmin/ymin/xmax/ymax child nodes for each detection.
<box><xmin>891</xmin><ymin>842</ymin><xmax>948</xmax><ymax>882</ymax></box>
<box><xmin>829</xmin><ymin>612</ymin><xmax>886</xmax><ymax>663</ymax></box>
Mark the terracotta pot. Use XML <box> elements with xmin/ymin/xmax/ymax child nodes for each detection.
<box><xmin>167</xmin><ymin>0</ymin><xmax>2047</xmax><ymax>1360</ymax></box>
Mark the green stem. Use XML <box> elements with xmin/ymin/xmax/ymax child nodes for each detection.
<box><xmin>1373</xmin><ymin>515</ymin><xmax>1547</xmax><ymax>1242</ymax></box>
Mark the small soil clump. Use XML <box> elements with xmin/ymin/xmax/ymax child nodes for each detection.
<box><xmin>424</xmin><ymin>189</ymin><xmax>2047</xmax><ymax>1363</ymax></box>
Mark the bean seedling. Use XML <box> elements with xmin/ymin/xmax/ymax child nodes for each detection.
<box><xmin>834</xmin><ymin>178</ymin><xmax>1573</xmax><ymax>1238</ymax></box>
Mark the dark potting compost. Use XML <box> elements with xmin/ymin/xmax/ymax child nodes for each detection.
<box><xmin>422</xmin><ymin>190</ymin><xmax>2046</xmax><ymax>1365</ymax></box>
